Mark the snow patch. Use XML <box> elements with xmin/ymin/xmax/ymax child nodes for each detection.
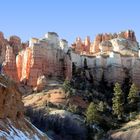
<box><xmin>0</xmin><ymin>119</ymin><xmax>49</xmax><ymax>140</ymax></box>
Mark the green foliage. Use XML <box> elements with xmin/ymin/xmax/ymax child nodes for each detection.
<box><xmin>98</xmin><ymin>74</ymin><xmax>114</xmax><ymax>103</ymax></box>
<box><xmin>112</xmin><ymin>83</ymin><xmax>124</xmax><ymax>119</ymax></box>
<box><xmin>121</xmin><ymin>70</ymin><xmax>132</xmax><ymax>104</ymax></box>
<box><xmin>97</xmin><ymin>101</ymin><xmax>106</xmax><ymax>112</ymax></box>
<box><xmin>129</xmin><ymin>111</ymin><xmax>138</xmax><ymax>121</ymax></box>
<box><xmin>63</xmin><ymin>80</ymin><xmax>72</xmax><ymax>93</ymax></box>
<box><xmin>127</xmin><ymin>83</ymin><xmax>138</xmax><ymax>104</ymax></box>
<box><xmin>67</xmin><ymin>104</ymin><xmax>78</xmax><ymax>114</ymax></box>
<box><xmin>86</xmin><ymin>102</ymin><xmax>100</xmax><ymax>124</ymax></box>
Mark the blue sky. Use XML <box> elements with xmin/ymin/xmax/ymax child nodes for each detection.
<box><xmin>0</xmin><ymin>0</ymin><xmax>139</xmax><ymax>44</ymax></box>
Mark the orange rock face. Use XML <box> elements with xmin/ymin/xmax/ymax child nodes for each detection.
<box><xmin>90</xmin><ymin>30</ymin><xmax>137</xmax><ymax>54</ymax></box>
<box><xmin>72</xmin><ymin>30</ymin><xmax>137</xmax><ymax>54</ymax></box>
<box><xmin>0</xmin><ymin>32</ymin><xmax>7</xmax><ymax>63</ymax></box>
<box><xmin>3</xmin><ymin>46</ymin><xmax>18</xmax><ymax>81</ymax></box>
<box><xmin>71</xmin><ymin>36</ymin><xmax>91</xmax><ymax>54</ymax></box>
<box><xmin>0</xmin><ymin>75</ymin><xmax>24</xmax><ymax>120</ymax></box>
<box><xmin>0</xmin><ymin>32</ymin><xmax>27</xmax><ymax>79</ymax></box>
<box><xmin>15</xmin><ymin>34</ymin><xmax>72</xmax><ymax>88</ymax></box>
<box><xmin>9</xmin><ymin>36</ymin><xmax>22</xmax><ymax>55</ymax></box>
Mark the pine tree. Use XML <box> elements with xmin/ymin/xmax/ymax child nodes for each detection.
<box><xmin>112</xmin><ymin>83</ymin><xmax>124</xmax><ymax>119</ymax></box>
<box><xmin>86</xmin><ymin>102</ymin><xmax>99</xmax><ymax>124</ymax></box>
<box><xmin>98</xmin><ymin>101</ymin><xmax>105</xmax><ymax>112</ymax></box>
<box><xmin>121</xmin><ymin>68</ymin><xmax>132</xmax><ymax>104</ymax></box>
<box><xmin>127</xmin><ymin>83</ymin><xmax>138</xmax><ymax>105</ymax></box>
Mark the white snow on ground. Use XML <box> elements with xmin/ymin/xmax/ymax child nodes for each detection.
<box><xmin>0</xmin><ymin>119</ymin><xmax>50</xmax><ymax>140</ymax></box>
<box><xmin>0</xmin><ymin>82</ymin><xmax>7</xmax><ymax>88</ymax></box>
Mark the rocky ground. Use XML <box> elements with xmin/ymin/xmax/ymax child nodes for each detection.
<box><xmin>22</xmin><ymin>80</ymin><xmax>88</xmax><ymax>140</ymax></box>
<box><xmin>109</xmin><ymin>115</ymin><xmax>140</xmax><ymax>140</ymax></box>
<box><xmin>0</xmin><ymin>74</ymin><xmax>49</xmax><ymax>140</ymax></box>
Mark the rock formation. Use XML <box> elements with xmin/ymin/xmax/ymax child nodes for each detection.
<box><xmin>0</xmin><ymin>32</ymin><xmax>7</xmax><ymax>64</ymax></box>
<box><xmin>71</xmin><ymin>36</ymin><xmax>91</xmax><ymax>54</ymax></box>
<box><xmin>0</xmin><ymin>32</ymin><xmax>71</xmax><ymax>89</ymax></box>
<box><xmin>1</xmin><ymin>30</ymin><xmax>140</xmax><ymax>90</ymax></box>
<box><xmin>36</xmin><ymin>75</ymin><xmax>47</xmax><ymax>91</ymax></box>
<box><xmin>71</xmin><ymin>30</ymin><xmax>140</xmax><ymax>88</ymax></box>
<box><xmin>9</xmin><ymin>35</ymin><xmax>22</xmax><ymax>55</ymax></box>
<box><xmin>0</xmin><ymin>31</ymin><xmax>28</xmax><ymax>81</ymax></box>
<box><xmin>90</xmin><ymin>30</ymin><xmax>137</xmax><ymax>54</ymax></box>
<box><xmin>16</xmin><ymin>32</ymin><xmax>71</xmax><ymax>89</ymax></box>
<box><xmin>0</xmin><ymin>74</ymin><xmax>48</xmax><ymax>139</ymax></box>
<box><xmin>71</xmin><ymin>30</ymin><xmax>137</xmax><ymax>55</ymax></box>
<box><xmin>3</xmin><ymin>45</ymin><xmax>18</xmax><ymax>81</ymax></box>
<box><xmin>0</xmin><ymin>32</ymin><xmax>26</xmax><ymax>60</ymax></box>
<box><xmin>0</xmin><ymin>75</ymin><xmax>23</xmax><ymax>119</ymax></box>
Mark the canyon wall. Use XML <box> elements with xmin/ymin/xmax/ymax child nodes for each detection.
<box><xmin>1</xmin><ymin>30</ymin><xmax>140</xmax><ymax>90</ymax></box>
<box><xmin>71</xmin><ymin>30</ymin><xmax>140</xmax><ymax>88</ymax></box>
<box><xmin>90</xmin><ymin>30</ymin><xmax>137</xmax><ymax>54</ymax></box>
<box><xmin>1</xmin><ymin>32</ymin><xmax>72</xmax><ymax>90</ymax></box>
<box><xmin>71</xmin><ymin>30</ymin><xmax>137</xmax><ymax>55</ymax></box>
<box><xmin>71</xmin><ymin>36</ymin><xmax>91</xmax><ymax>54</ymax></box>
<box><xmin>0</xmin><ymin>74</ymin><xmax>48</xmax><ymax>139</ymax></box>
<box><xmin>0</xmin><ymin>75</ymin><xmax>23</xmax><ymax>120</ymax></box>
<box><xmin>16</xmin><ymin>32</ymin><xmax>72</xmax><ymax>88</ymax></box>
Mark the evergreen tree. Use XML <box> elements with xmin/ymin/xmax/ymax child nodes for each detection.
<box><xmin>127</xmin><ymin>83</ymin><xmax>138</xmax><ymax>105</ymax></box>
<box><xmin>98</xmin><ymin>101</ymin><xmax>106</xmax><ymax>112</ymax></box>
<box><xmin>86</xmin><ymin>102</ymin><xmax>100</xmax><ymax>124</ymax></box>
<box><xmin>112</xmin><ymin>83</ymin><xmax>124</xmax><ymax>119</ymax></box>
<box><xmin>121</xmin><ymin>68</ymin><xmax>132</xmax><ymax>104</ymax></box>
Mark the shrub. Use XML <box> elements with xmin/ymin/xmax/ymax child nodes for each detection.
<box><xmin>67</xmin><ymin>104</ymin><xmax>78</xmax><ymax>114</ymax></box>
<box><xmin>86</xmin><ymin>102</ymin><xmax>100</xmax><ymax>125</ymax></box>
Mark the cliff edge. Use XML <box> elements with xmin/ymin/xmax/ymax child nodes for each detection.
<box><xmin>0</xmin><ymin>74</ymin><xmax>49</xmax><ymax>140</ymax></box>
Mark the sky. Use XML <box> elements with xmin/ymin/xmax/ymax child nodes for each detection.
<box><xmin>0</xmin><ymin>0</ymin><xmax>140</xmax><ymax>44</ymax></box>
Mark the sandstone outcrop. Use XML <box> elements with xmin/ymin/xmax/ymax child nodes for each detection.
<box><xmin>71</xmin><ymin>30</ymin><xmax>137</xmax><ymax>55</ymax></box>
<box><xmin>0</xmin><ymin>74</ymin><xmax>48</xmax><ymax>139</ymax></box>
<box><xmin>36</xmin><ymin>75</ymin><xmax>47</xmax><ymax>91</ymax></box>
<box><xmin>9</xmin><ymin>35</ymin><xmax>22</xmax><ymax>55</ymax></box>
<box><xmin>0</xmin><ymin>32</ymin><xmax>27</xmax><ymax>78</ymax></box>
<box><xmin>15</xmin><ymin>32</ymin><xmax>72</xmax><ymax>88</ymax></box>
<box><xmin>0</xmin><ymin>32</ymin><xmax>7</xmax><ymax>64</ymax></box>
<box><xmin>1</xmin><ymin>30</ymin><xmax>140</xmax><ymax>90</ymax></box>
<box><xmin>90</xmin><ymin>30</ymin><xmax>137</xmax><ymax>54</ymax></box>
<box><xmin>2</xmin><ymin>45</ymin><xmax>18</xmax><ymax>81</ymax></box>
<box><xmin>1</xmin><ymin>32</ymin><xmax>71</xmax><ymax>88</ymax></box>
<box><xmin>71</xmin><ymin>36</ymin><xmax>91</xmax><ymax>54</ymax></box>
<box><xmin>71</xmin><ymin>30</ymin><xmax>140</xmax><ymax>88</ymax></box>
<box><xmin>0</xmin><ymin>75</ymin><xmax>23</xmax><ymax>119</ymax></box>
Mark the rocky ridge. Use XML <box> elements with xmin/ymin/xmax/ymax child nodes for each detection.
<box><xmin>1</xmin><ymin>29</ymin><xmax>140</xmax><ymax>90</ymax></box>
<box><xmin>1</xmin><ymin>32</ymin><xmax>72</xmax><ymax>91</ymax></box>
<box><xmin>71</xmin><ymin>30</ymin><xmax>137</xmax><ymax>55</ymax></box>
<box><xmin>0</xmin><ymin>74</ymin><xmax>48</xmax><ymax>140</ymax></box>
